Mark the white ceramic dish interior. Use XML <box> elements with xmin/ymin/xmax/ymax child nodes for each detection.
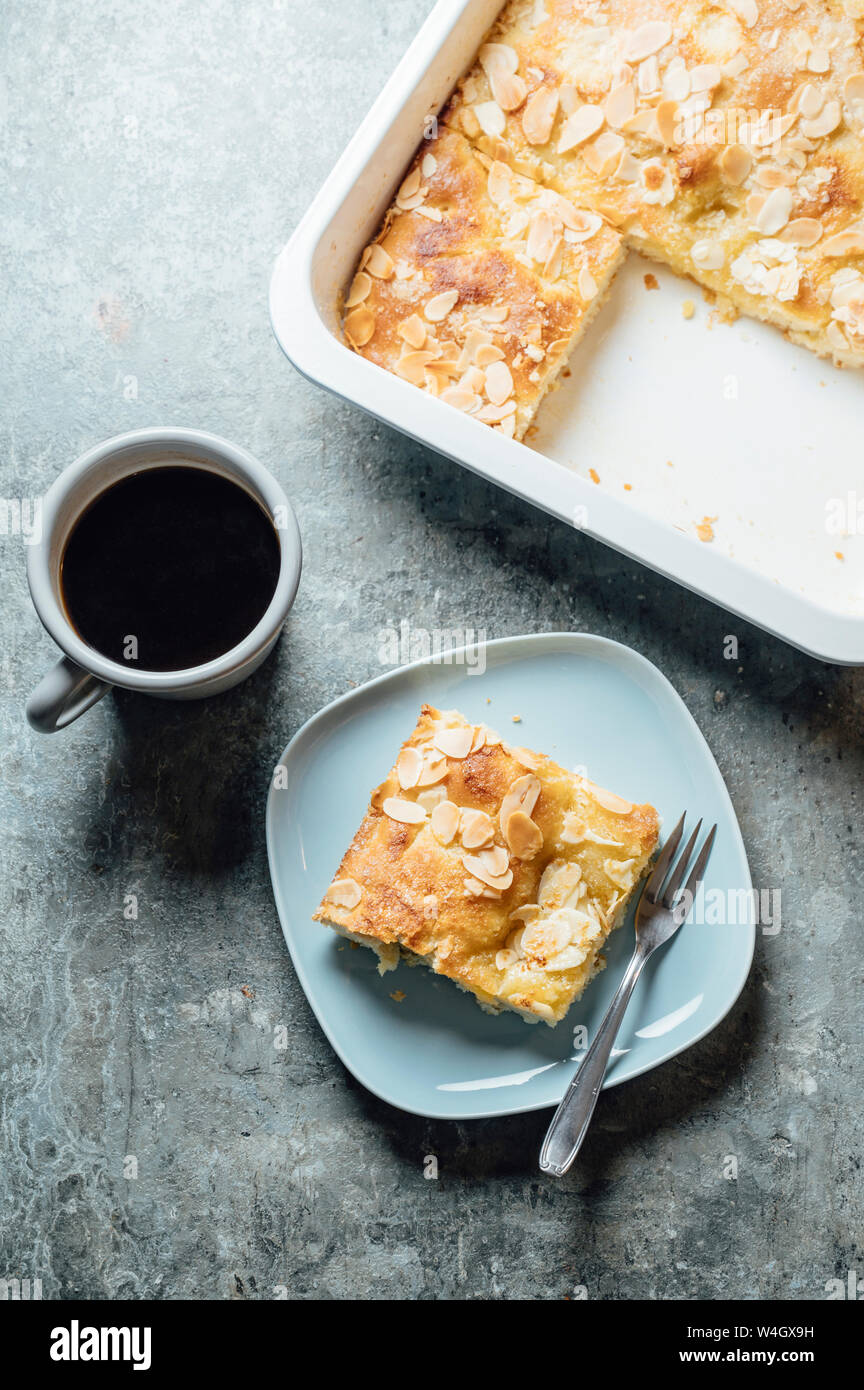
<box><xmin>266</xmin><ymin>632</ymin><xmax>754</xmax><ymax>1120</ymax></box>
<box><xmin>270</xmin><ymin>0</ymin><xmax>864</xmax><ymax>665</ymax></box>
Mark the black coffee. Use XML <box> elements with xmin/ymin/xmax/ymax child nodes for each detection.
<box><xmin>61</xmin><ymin>466</ymin><xmax>281</xmax><ymax>671</ymax></box>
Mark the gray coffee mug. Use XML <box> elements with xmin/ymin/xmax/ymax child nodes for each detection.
<box><xmin>26</xmin><ymin>427</ymin><xmax>302</xmax><ymax>732</ymax></box>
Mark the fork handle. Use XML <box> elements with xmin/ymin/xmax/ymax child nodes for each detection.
<box><xmin>539</xmin><ymin>946</ymin><xmax>648</xmax><ymax>1177</ymax></box>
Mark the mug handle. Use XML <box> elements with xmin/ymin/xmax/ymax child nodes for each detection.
<box><xmin>26</xmin><ymin>656</ymin><xmax>111</xmax><ymax>733</ymax></box>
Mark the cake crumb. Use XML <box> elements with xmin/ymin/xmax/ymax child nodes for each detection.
<box><xmin>623</xmin><ymin>482</ymin><xmax>632</xmax><ymax>491</ymax></box>
<box><xmin>390</xmin><ymin>990</ymin><xmax>406</xmax><ymax>1003</ymax></box>
<box><xmin>644</xmin><ymin>273</ymin><xmax>659</xmax><ymax>290</ymax></box>
<box><xmin>682</xmin><ymin>299</ymin><xmax>695</xmax><ymax>319</ymax></box>
<box><xmin>512</xmin><ymin>714</ymin><xmax>522</xmax><ymax>723</ymax></box>
<box><xmin>695</xmin><ymin>516</ymin><xmax>718</xmax><ymax>543</ymax></box>
<box><xmin>835</xmin><ymin>551</ymin><xmax>845</xmax><ymax>561</ymax></box>
<box><xmin>589</xmin><ymin>467</ymin><xmax>600</xmax><ymax>484</ymax></box>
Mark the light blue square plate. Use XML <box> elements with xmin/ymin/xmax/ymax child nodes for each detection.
<box><xmin>266</xmin><ymin>632</ymin><xmax>753</xmax><ymax>1119</ymax></box>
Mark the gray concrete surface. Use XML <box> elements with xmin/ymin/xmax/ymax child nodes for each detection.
<box><xmin>1</xmin><ymin>0</ymin><xmax>862</xmax><ymax>1301</ymax></box>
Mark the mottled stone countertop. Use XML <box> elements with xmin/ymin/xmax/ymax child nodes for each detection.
<box><xmin>1</xmin><ymin>0</ymin><xmax>861</xmax><ymax>1300</ymax></box>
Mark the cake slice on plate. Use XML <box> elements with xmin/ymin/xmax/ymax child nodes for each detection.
<box><xmin>314</xmin><ymin>704</ymin><xmax>659</xmax><ymax>1026</ymax></box>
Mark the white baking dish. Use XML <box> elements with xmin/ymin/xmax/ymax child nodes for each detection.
<box><xmin>270</xmin><ymin>0</ymin><xmax>864</xmax><ymax>664</ymax></box>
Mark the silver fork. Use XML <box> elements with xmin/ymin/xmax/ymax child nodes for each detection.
<box><xmin>539</xmin><ymin>813</ymin><xmax>716</xmax><ymax>1177</ymax></box>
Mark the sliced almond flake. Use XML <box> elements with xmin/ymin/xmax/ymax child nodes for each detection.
<box><xmin>325</xmin><ymin>877</ymin><xmax>362</xmax><ymax>910</ymax></box>
<box><xmin>476</xmin><ymin>400</ymin><xmax>517</xmax><ymax>424</ymax></box>
<box><xmin>475</xmin><ymin>342</ymin><xmax>505</xmax><ymax>368</ymax></box>
<box><xmin>624</xmin><ymin>19</ymin><xmax>672</xmax><ymax>63</ymax></box>
<box><xmin>396</xmin><ymin>349</ymin><xmax>436</xmax><ymax>385</ymax></box>
<box><xmin>396</xmin><ymin>746</ymin><xmax>423</xmax><ymax>790</ymax></box>
<box><xmin>421</xmin><ymin>152</ymin><xmax>437</xmax><ymax>178</ymax></box>
<box><xmin>440</xmin><ymin>385</ymin><xmax>479</xmax><ymax>412</ymax></box>
<box><xmin>462</xmin><ymin>847</ymin><xmax>512</xmax><ymax>887</ymax></box>
<box><xmin>424</xmin><ymin>290</ymin><xmax>459</xmax><ymax>322</ymax></box>
<box><xmin>495</xmin><ymin>414</ymin><xmax>517</xmax><ymax>439</ymax></box>
<box><xmin>423</xmin><ymin>894</ymin><xmax>438</xmax><ymax>922</ymax></box>
<box><xmin>417</xmin><ymin>754</ymin><xmax>449</xmax><ymax>786</ymax></box>
<box><xmin>750</xmin><ymin>111</ymin><xmax>798</xmax><ymax>146</ymax></box>
<box><xmin>430</xmin><ymin>799</ymin><xmax>460</xmax><ymax>844</ymax></box>
<box><xmin>844</xmin><ymin>73</ymin><xmax>864</xmax><ymax>104</ymax></box>
<box><xmin>480</xmin><ymin>304</ymin><xmax>509</xmax><ymax>323</ymax></box>
<box><xmin>527</xmin><ymin>208</ymin><xmax>562</xmax><ymax>263</ymax></box>
<box><xmin>823</xmin><ymin>227</ymin><xmax>864</xmax><ymax>256</ymax></box>
<box><xmin>499</xmin><ymin>774</ymin><xmax>541</xmax><ymax>837</ymax></box>
<box><xmin>382</xmin><ymin>796</ymin><xmax>426</xmax><ymax>825</ymax></box>
<box><xmin>396</xmin><ymin>190</ymin><xmax>427</xmax><ymax>213</ymax></box>
<box><xmin>582</xmin><ymin>131</ymin><xmax>625</xmax><ymax>178</ymax></box>
<box><xmin>796</xmin><ymin>83</ymin><xmax>824</xmax><ymax>120</ymax></box>
<box><xmin>690</xmin><ymin>64</ymin><xmax>722</xmax><ymax>93</ymax></box>
<box><xmin>365</xmin><ymin>244</ymin><xmax>394</xmax><ymax>279</ymax></box>
<box><xmin>460</xmin><ymin>808</ymin><xmax>495</xmax><ymax>850</ymax></box>
<box><xmin>398</xmin><ymin>314</ymin><xmax>427</xmax><ymax>349</ymax></box>
<box><xmin>807</xmin><ymin>47</ymin><xmax>830</xmax><ymax>75</ymax></box>
<box><xmin>583</xmin><ymin>780</ymin><xmax>633</xmax><ymax>814</ymax></box>
<box><xmin>578</xmin><ymin>266</ymin><xmax>598</xmax><ymax>299</ymax></box>
<box><xmin>479</xmin><ymin>42</ymin><xmax>518</xmax><ymax>78</ymax></box>
<box><xmin>638</xmin><ymin>55</ymin><xmax>660</xmax><ymax>96</ymax></box>
<box><xmin>458</xmin><ymin>364</ymin><xmax>486</xmax><ymax>395</ymax></box>
<box><xmin>473</xmin><ymin>100</ymin><xmax>506</xmax><ymax>138</ymax></box>
<box><xmin>723</xmin><ymin>52</ymin><xmax>748</xmax><ymax>78</ymax></box>
<box><xmin>727</xmin><ymin>0</ymin><xmax>758</xmax><ymax>26</ymax></box>
<box><xmin>397</xmin><ymin>167</ymin><xmax>422</xmax><ymax>202</ymax></box>
<box><xmin>470</xmin><ymin>726</ymin><xmax>487</xmax><ymax>753</ymax></box>
<box><xmin>557</xmin><ymin>104</ymin><xmax>604</xmax><ymax>153</ymax></box>
<box><xmin>800</xmin><ymin>101</ymin><xmax>841</xmax><ymax>139</ymax></box>
<box><xmin>485</xmin><ymin>359</ymin><xmax>514</xmax><ymax>406</ymax></box>
<box><xmin>424</xmin><ymin>358</ymin><xmax>461</xmax><ymax>379</ymax></box>
<box><xmin>345</xmin><ymin>271</ymin><xmax>372</xmax><ymax>308</ymax></box>
<box><xmin>779</xmin><ymin>217</ymin><xmax>823</xmax><ymax>247</ymax></box>
<box><xmin>344</xmin><ymin>306</ymin><xmax>375</xmax><ymax>347</ymax></box>
<box><xmin>615</xmin><ymin>150</ymin><xmax>641</xmax><ymax>182</ymax></box>
<box><xmin>495</xmin><ymin>948</ymin><xmax>519</xmax><ymax>970</ymax></box>
<box><xmin>720</xmin><ymin>144</ymin><xmax>751</xmax><ymax>185</ymax></box>
<box><xmin>605</xmin><ymin>81</ymin><xmax>636</xmax><ymax>129</ymax></box>
<box><xmin>415</xmin><ymin>205</ymin><xmax>443</xmax><ymax>223</ymax></box>
<box><xmin>487</xmin><ymin>159</ymin><xmax>514</xmax><ymax>204</ymax></box>
<box><xmin>504</xmin><ymin>809</ymin><xmax>543</xmax><ymax>859</ymax></box>
<box><xmin>756</xmin><ymin>187</ymin><xmax>793</xmax><ymax>234</ymax></box>
<box><xmin>433</xmin><ymin>725</ymin><xmax>475</xmax><ymax>760</ymax></box>
<box><xmin>490</xmin><ymin>69</ymin><xmax>527</xmax><ymax>112</ymax></box>
<box><xmin>522</xmin><ymin>85</ymin><xmax>559</xmax><ymax>144</ymax></box>
<box><xmin>555</xmin><ymin>200</ymin><xmax>601</xmax><ymax>239</ymax></box>
<box><xmin>663</xmin><ymin>62</ymin><xmax>690</xmax><ymax>102</ymax></box>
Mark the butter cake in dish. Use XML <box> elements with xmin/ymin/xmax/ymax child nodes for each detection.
<box><xmin>344</xmin><ymin>0</ymin><xmax>864</xmax><ymax>433</ymax></box>
<box><xmin>314</xmin><ymin>705</ymin><xmax>659</xmax><ymax>1025</ymax></box>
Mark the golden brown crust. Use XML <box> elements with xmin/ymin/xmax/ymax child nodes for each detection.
<box><xmin>344</xmin><ymin>0</ymin><xmax>864</xmax><ymax>433</ymax></box>
<box><xmin>314</xmin><ymin>704</ymin><xmax>659</xmax><ymax>1025</ymax></box>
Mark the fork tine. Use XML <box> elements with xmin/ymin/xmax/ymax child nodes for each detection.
<box><xmin>661</xmin><ymin>818</ymin><xmax>702</xmax><ymax>909</ymax></box>
<box><xmin>645</xmin><ymin>812</ymin><xmax>686</xmax><ymax>902</ymax></box>
<box><xmin>675</xmin><ymin>824</ymin><xmax>716</xmax><ymax>919</ymax></box>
